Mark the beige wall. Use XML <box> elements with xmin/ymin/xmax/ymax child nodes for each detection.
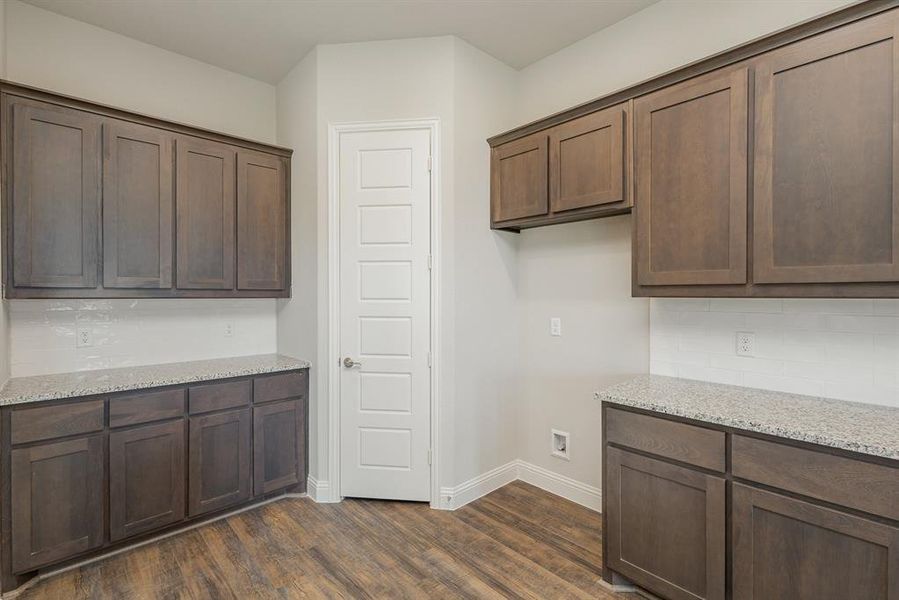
<box><xmin>512</xmin><ymin>0</ymin><xmax>852</xmax><ymax>490</ymax></box>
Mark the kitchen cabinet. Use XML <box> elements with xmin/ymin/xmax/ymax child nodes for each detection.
<box><xmin>633</xmin><ymin>67</ymin><xmax>748</xmax><ymax>288</ymax></box>
<box><xmin>753</xmin><ymin>14</ymin><xmax>899</xmax><ymax>285</ymax></box>
<box><xmin>605</xmin><ymin>446</ymin><xmax>725</xmax><ymax>600</ymax></box>
<box><xmin>188</xmin><ymin>408</ymin><xmax>252</xmax><ymax>516</ymax></box>
<box><xmin>237</xmin><ymin>150</ymin><xmax>288</xmax><ymax>291</ymax></box>
<box><xmin>490</xmin><ymin>132</ymin><xmax>548</xmax><ymax>226</ymax></box>
<box><xmin>8</xmin><ymin>97</ymin><xmax>100</xmax><ymax>289</ymax></box>
<box><xmin>175</xmin><ymin>137</ymin><xmax>236</xmax><ymax>291</ymax></box>
<box><xmin>103</xmin><ymin>120</ymin><xmax>174</xmax><ymax>289</ymax></box>
<box><xmin>10</xmin><ymin>436</ymin><xmax>104</xmax><ymax>572</ymax></box>
<box><xmin>253</xmin><ymin>399</ymin><xmax>303</xmax><ymax>495</ymax></box>
<box><xmin>732</xmin><ymin>484</ymin><xmax>899</xmax><ymax>600</ymax></box>
<box><xmin>2</xmin><ymin>81</ymin><xmax>292</xmax><ymax>299</ymax></box>
<box><xmin>109</xmin><ymin>420</ymin><xmax>185</xmax><ymax>541</ymax></box>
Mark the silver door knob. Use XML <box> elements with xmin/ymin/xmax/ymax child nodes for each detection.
<box><xmin>343</xmin><ymin>357</ymin><xmax>362</xmax><ymax>368</ymax></box>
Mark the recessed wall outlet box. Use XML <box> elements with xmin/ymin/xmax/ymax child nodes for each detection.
<box><xmin>224</xmin><ymin>322</ymin><xmax>234</xmax><ymax>337</ymax></box>
<box><xmin>76</xmin><ymin>326</ymin><xmax>93</xmax><ymax>348</ymax></box>
<box><xmin>551</xmin><ymin>429</ymin><xmax>570</xmax><ymax>461</ymax></box>
<box><xmin>736</xmin><ymin>331</ymin><xmax>755</xmax><ymax>357</ymax></box>
<box><xmin>550</xmin><ymin>317</ymin><xmax>562</xmax><ymax>337</ymax></box>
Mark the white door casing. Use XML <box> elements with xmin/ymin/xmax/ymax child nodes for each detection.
<box><xmin>338</xmin><ymin>127</ymin><xmax>432</xmax><ymax>501</ymax></box>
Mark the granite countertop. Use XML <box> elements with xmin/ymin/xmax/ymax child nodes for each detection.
<box><xmin>601</xmin><ymin>375</ymin><xmax>899</xmax><ymax>461</ymax></box>
<box><xmin>0</xmin><ymin>354</ymin><xmax>311</xmax><ymax>406</ymax></box>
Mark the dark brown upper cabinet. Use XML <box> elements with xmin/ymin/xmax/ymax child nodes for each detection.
<box><xmin>549</xmin><ymin>103</ymin><xmax>628</xmax><ymax>214</ymax></box>
<box><xmin>8</xmin><ymin>97</ymin><xmax>100</xmax><ymax>289</ymax></box>
<box><xmin>175</xmin><ymin>137</ymin><xmax>236</xmax><ymax>291</ymax></box>
<box><xmin>490</xmin><ymin>132</ymin><xmax>548</xmax><ymax>226</ymax></box>
<box><xmin>2</xmin><ymin>82</ymin><xmax>291</xmax><ymax>299</ymax></box>
<box><xmin>237</xmin><ymin>151</ymin><xmax>288</xmax><ymax>291</ymax></box>
<box><xmin>753</xmin><ymin>14</ymin><xmax>899</xmax><ymax>285</ymax></box>
<box><xmin>633</xmin><ymin>67</ymin><xmax>748</xmax><ymax>288</ymax></box>
<box><xmin>103</xmin><ymin>120</ymin><xmax>174</xmax><ymax>289</ymax></box>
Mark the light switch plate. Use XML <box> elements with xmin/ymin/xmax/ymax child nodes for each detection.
<box><xmin>550</xmin><ymin>317</ymin><xmax>562</xmax><ymax>337</ymax></box>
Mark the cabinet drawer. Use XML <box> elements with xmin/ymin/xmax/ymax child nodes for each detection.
<box><xmin>109</xmin><ymin>388</ymin><xmax>185</xmax><ymax>427</ymax></box>
<box><xmin>188</xmin><ymin>380</ymin><xmax>251</xmax><ymax>414</ymax></box>
<box><xmin>254</xmin><ymin>371</ymin><xmax>306</xmax><ymax>404</ymax></box>
<box><xmin>732</xmin><ymin>435</ymin><xmax>899</xmax><ymax>521</ymax></box>
<box><xmin>10</xmin><ymin>399</ymin><xmax>105</xmax><ymax>445</ymax></box>
<box><xmin>605</xmin><ymin>407</ymin><xmax>726</xmax><ymax>472</ymax></box>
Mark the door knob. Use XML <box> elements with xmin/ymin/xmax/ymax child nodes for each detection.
<box><xmin>343</xmin><ymin>357</ymin><xmax>362</xmax><ymax>368</ymax></box>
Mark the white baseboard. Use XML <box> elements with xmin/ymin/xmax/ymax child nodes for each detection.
<box><xmin>437</xmin><ymin>460</ymin><xmax>602</xmax><ymax>512</ymax></box>
<box><xmin>307</xmin><ymin>476</ymin><xmax>338</xmax><ymax>503</ymax></box>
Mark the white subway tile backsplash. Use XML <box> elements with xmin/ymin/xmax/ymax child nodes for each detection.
<box><xmin>649</xmin><ymin>298</ymin><xmax>898</xmax><ymax>408</ymax></box>
<box><xmin>9</xmin><ymin>299</ymin><xmax>277</xmax><ymax>377</ymax></box>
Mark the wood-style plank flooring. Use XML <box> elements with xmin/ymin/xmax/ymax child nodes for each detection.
<box><xmin>20</xmin><ymin>481</ymin><xmax>632</xmax><ymax>599</ymax></box>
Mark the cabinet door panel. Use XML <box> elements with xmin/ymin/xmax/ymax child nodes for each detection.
<box><xmin>175</xmin><ymin>137</ymin><xmax>235</xmax><ymax>290</ymax></box>
<box><xmin>754</xmin><ymin>13</ymin><xmax>899</xmax><ymax>284</ymax></box>
<box><xmin>11</xmin><ymin>436</ymin><xmax>104</xmax><ymax>572</ymax></box>
<box><xmin>634</xmin><ymin>68</ymin><xmax>748</xmax><ymax>286</ymax></box>
<box><xmin>491</xmin><ymin>133</ymin><xmax>548</xmax><ymax>224</ymax></box>
<box><xmin>110</xmin><ymin>420</ymin><xmax>185</xmax><ymax>541</ymax></box>
<box><xmin>103</xmin><ymin>121</ymin><xmax>174</xmax><ymax>289</ymax></box>
<box><xmin>10</xmin><ymin>99</ymin><xmax>100</xmax><ymax>289</ymax></box>
<box><xmin>732</xmin><ymin>483</ymin><xmax>899</xmax><ymax>600</ymax></box>
<box><xmin>606</xmin><ymin>446</ymin><xmax>725</xmax><ymax>600</ymax></box>
<box><xmin>237</xmin><ymin>151</ymin><xmax>287</xmax><ymax>291</ymax></box>
<box><xmin>188</xmin><ymin>408</ymin><xmax>250</xmax><ymax>516</ymax></box>
<box><xmin>550</xmin><ymin>104</ymin><xmax>626</xmax><ymax>213</ymax></box>
<box><xmin>253</xmin><ymin>399</ymin><xmax>301</xmax><ymax>495</ymax></box>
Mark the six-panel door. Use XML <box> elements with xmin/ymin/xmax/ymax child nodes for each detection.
<box><xmin>10</xmin><ymin>98</ymin><xmax>101</xmax><ymax>289</ymax></box>
<box><xmin>175</xmin><ymin>137</ymin><xmax>236</xmax><ymax>290</ymax></box>
<box><xmin>10</xmin><ymin>436</ymin><xmax>104</xmax><ymax>572</ymax></box>
<box><xmin>549</xmin><ymin>103</ymin><xmax>627</xmax><ymax>213</ymax></box>
<box><xmin>633</xmin><ymin>67</ymin><xmax>748</xmax><ymax>287</ymax></box>
<box><xmin>109</xmin><ymin>420</ymin><xmax>185</xmax><ymax>541</ymax></box>
<box><xmin>753</xmin><ymin>11</ymin><xmax>899</xmax><ymax>284</ymax></box>
<box><xmin>103</xmin><ymin>120</ymin><xmax>174</xmax><ymax>289</ymax></box>
<box><xmin>237</xmin><ymin>151</ymin><xmax>287</xmax><ymax>291</ymax></box>
<box><xmin>732</xmin><ymin>483</ymin><xmax>899</xmax><ymax>600</ymax></box>
<box><xmin>188</xmin><ymin>408</ymin><xmax>251</xmax><ymax>516</ymax></box>
<box><xmin>605</xmin><ymin>446</ymin><xmax>726</xmax><ymax>600</ymax></box>
<box><xmin>491</xmin><ymin>132</ymin><xmax>549</xmax><ymax>224</ymax></box>
<box><xmin>253</xmin><ymin>399</ymin><xmax>301</xmax><ymax>495</ymax></box>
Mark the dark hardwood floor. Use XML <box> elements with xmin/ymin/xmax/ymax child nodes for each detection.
<box><xmin>20</xmin><ymin>481</ymin><xmax>630</xmax><ymax>599</ymax></box>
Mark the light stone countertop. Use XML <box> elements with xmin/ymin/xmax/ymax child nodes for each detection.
<box><xmin>0</xmin><ymin>354</ymin><xmax>310</xmax><ymax>406</ymax></box>
<box><xmin>601</xmin><ymin>375</ymin><xmax>899</xmax><ymax>461</ymax></box>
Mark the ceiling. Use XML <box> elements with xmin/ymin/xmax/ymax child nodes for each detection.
<box><xmin>21</xmin><ymin>0</ymin><xmax>657</xmax><ymax>84</ymax></box>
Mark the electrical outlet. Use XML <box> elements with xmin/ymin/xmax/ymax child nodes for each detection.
<box><xmin>551</xmin><ymin>429</ymin><xmax>570</xmax><ymax>461</ymax></box>
<box><xmin>224</xmin><ymin>322</ymin><xmax>234</xmax><ymax>337</ymax></box>
<box><xmin>736</xmin><ymin>331</ymin><xmax>755</xmax><ymax>357</ymax></box>
<box><xmin>550</xmin><ymin>317</ymin><xmax>562</xmax><ymax>337</ymax></box>
<box><xmin>76</xmin><ymin>326</ymin><xmax>93</xmax><ymax>348</ymax></box>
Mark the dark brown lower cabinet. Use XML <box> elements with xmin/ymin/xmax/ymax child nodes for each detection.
<box><xmin>110</xmin><ymin>420</ymin><xmax>186</xmax><ymax>541</ymax></box>
<box><xmin>732</xmin><ymin>483</ymin><xmax>899</xmax><ymax>600</ymax></box>
<box><xmin>10</xmin><ymin>436</ymin><xmax>104</xmax><ymax>573</ymax></box>
<box><xmin>253</xmin><ymin>399</ymin><xmax>302</xmax><ymax>495</ymax></box>
<box><xmin>605</xmin><ymin>446</ymin><xmax>726</xmax><ymax>600</ymax></box>
<box><xmin>188</xmin><ymin>408</ymin><xmax>252</xmax><ymax>516</ymax></box>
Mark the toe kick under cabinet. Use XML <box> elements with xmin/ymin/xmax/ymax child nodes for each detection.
<box><xmin>602</xmin><ymin>404</ymin><xmax>899</xmax><ymax>600</ymax></box>
<box><xmin>0</xmin><ymin>368</ymin><xmax>308</xmax><ymax>593</ymax></box>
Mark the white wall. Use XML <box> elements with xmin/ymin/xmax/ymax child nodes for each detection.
<box><xmin>3</xmin><ymin>1</ymin><xmax>280</xmax><ymax>377</ymax></box>
<box><xmin>511</xmin><ymin>0</ymin><xmax>853</xmax><ymax>490</ymax></box>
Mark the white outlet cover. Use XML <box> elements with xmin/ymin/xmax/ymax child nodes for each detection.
<box><xmin>550</xmin><ymin>317</ymin><xmax>562</xmax><ymax>337</ymax></box>
<box><xmin>76</xmin><ymin>326</ymin><xmax>93</xmax><ymax>348</ymax></box>
<box><xmin>224</xmin><ymin>323</ymin><xmax>234</xmax><ymax>337</ymax></box>
<box><xmin>736</xmin><ymin>331</ymin><xmax>755</xmax><ymax>357</ymax></box>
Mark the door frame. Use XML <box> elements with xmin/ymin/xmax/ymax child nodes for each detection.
<box><xmin>326</xmin><ymin>118</ymin><xmax>440</xmax><ymax>507</ymax></box>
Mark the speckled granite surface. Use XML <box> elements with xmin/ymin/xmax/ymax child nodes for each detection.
<box><xmin>0</xmin><ymin>354</ymin><xmax>310</xmax><ymax>406</ymax></box>
<box><xmin>601</xmin><ymin>375</ymin><xmax>899</xmax><ymax>460</ymax></box>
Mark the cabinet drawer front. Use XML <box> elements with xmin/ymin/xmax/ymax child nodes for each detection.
<box><xmin>10</xmin><ymin>399</ymin><xmax>105</xmax><ymax>445</ymax></box>
<box><xmin>732</xmin><ymin>435</ymin><xmax>899</xmax><ymax>521</ymax></box>
<box><xmin>606</xmin><ymin>407</ymin><xmax>726</xmax><ymax>472</ymax></box>
<box><xmin>254</xmin><ymin>371</ymin><xmax>306</xmax><ymax>404</ymax></box>
<box><xmin>109</xmin><ymin>388</ymin><xmax>185</xmax><ymax>427</ymax></box>
<box><xmin>188</xmin><ymin>379</ymin><xmax>251</xmax><ymax>414</ymax></box>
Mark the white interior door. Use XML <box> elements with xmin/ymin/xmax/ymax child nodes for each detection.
<box><xmin>339</xmin><ymin>127</ymin><xmax>431</xmax><ymax>501</ymax></box>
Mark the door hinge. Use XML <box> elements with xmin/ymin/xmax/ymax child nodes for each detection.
<box><xmin>428</xmin><ymin>449</ymin><xmax>432</xmax><ymax>466</ymax></box>
<box><xmin>427</xmin><ymin>352</ymin><xmax>432</xmax><ymax>368</ymax></box>
<box><xmin>427</xmin><ymin>156</ymin><xmax>433</xmax><ymax>172</ymax></box>
<box><xmin>427</xmin><ymin>254</ymin><xmax>433</xmax><ymax>270</ymax></box>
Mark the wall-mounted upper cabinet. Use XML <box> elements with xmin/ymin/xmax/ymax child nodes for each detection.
<box><xmin>489</xmin><ymin>3</ymin><xmax>899</xmax><ymax>298</ymax></box>
<box><xmin>1</xmin><ymin>81</ymin><xmax>292</xmax><ymax>299</ymax></box>
<box><xmin>490</xmin><ymin>103</ymin><xmax>631</xmax><ymax>231</ymax></box>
